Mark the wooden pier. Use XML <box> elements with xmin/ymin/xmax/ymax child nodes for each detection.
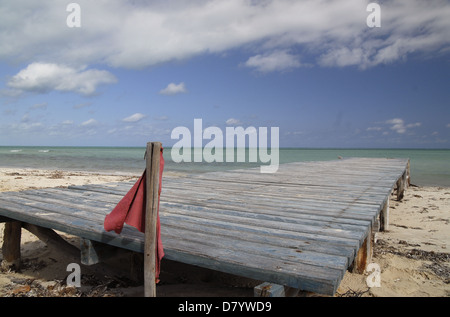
<box><xmin>0</xmin><ymin>157</ymin><xmax>410</xmax><ymax>296</ymax></box>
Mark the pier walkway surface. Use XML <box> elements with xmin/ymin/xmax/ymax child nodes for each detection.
<box><xmin>0</xmin><ymin>157</ymin><xmax>410</xmax><ymax>296</ymax></box>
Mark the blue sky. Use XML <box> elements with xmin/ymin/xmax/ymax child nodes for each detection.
<box><xmin>0</xmin><ymin>0</ymin><xmax>449</xmax><ymax>148</ymax></box>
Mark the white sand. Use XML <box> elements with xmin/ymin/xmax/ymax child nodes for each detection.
<box><xmin>336</xmin><ymin>186</ymin><xmax>449</xmax><ymax>297</ymax></box>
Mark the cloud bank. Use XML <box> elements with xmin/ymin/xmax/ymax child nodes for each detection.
<box><xmin>0</xmin><ymin>0</ymin><xmax>448</xmax><ymax>72</ymax></box>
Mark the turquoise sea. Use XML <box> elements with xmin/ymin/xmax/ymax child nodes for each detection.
<box><xmin>0</xmin><ymin>147</ymin><xmax>449</xmax><ymax>187</ymax></box>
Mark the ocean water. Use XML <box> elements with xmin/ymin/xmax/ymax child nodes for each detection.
<box><xmin>0</xmin><ymin>146</ymin><xmax>449</xmax><ymax>187</ymax></box>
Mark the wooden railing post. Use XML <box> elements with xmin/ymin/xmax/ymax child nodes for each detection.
<box><xmin>144</xmin><ymin>142</ymin><xmax>161</xmax><ymax>297</ymax></box>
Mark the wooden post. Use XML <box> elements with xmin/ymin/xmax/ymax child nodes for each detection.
<box><xmin>379</xmin><ymin>197</ymin><xmax>389</xmax><ymax>232</ymax></box>
<box><xmin>1</xmin><ymin>221</ymin><xmax>22</xmax><ymax>270</ymax></box>
<box><xmin>144</xmin><ymin>142</ymin><xmax>161</xmax><ymax>297</ymax></box>
<box><xmin>396</xmin><ymin>171</ymin><xmax>406</xmax><ymax>201</ymax></box>
<box><xmin>406</xmin><ymin>159</ymin><xmax>411</xmax><ymax>187</ymax></box>
<box><xmin>351</xmin><ymin>228</ymin><xmax>372</xmax><ymax>274</ymax></box>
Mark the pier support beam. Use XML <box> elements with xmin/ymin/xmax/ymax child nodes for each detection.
<box><xmin>1</xmin><ymin>221</ymin><xmax>22</xmax><ymax>270</ymax></box>
<box><xmin>396</xmin><ymin>171</ymin><xmax>407</xmax><ymax>201</ymax></box>
<box><xmin>351</xmin><ymin>228</ymin><xmax>373</xmax><ymax>274</ymax></box>
<box><xmin>22</xmin><ymin>223</ymin><xmax>80</xmax><ymax>260</ymax></box>
<box><xmin>379</xmin><ymin>198</ymin><xmax>389</xmax><ymax>232</ymax></box>
<box><xmin>80</xmin><ymin>238</ymin><xmax>122</xmax><ymax>266</ymax></box>
<box><xmin>406</xmin><ymin>160</ymin><xmax>411</xmax><ymax>187</ymax></box>
<box><xmin>254</xmin><ymin>282</ymin><xmax>300</xmax><ymax>297</ymax></box>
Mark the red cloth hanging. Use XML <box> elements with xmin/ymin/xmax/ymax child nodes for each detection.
<box><xmin>104</xmin><ymin>149</ymin><xmax>164</xmax><ymax>282</ymax></box>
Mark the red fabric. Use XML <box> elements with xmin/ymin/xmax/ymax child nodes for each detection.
<box><xmin>104</xmin><ymin>149</ymin><xmax>164</xmax><ymax>281</ymax></box>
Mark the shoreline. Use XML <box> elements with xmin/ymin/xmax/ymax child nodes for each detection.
<box><xmin>0</xmin><ymin>167</ymin><xmax>140</xmax><ymax>193</ymax></box>
<box><xmin>0</xmin><ymin>168</ymin><xmax>448</xmax><ymax>297</ymax></box>
<box><xmin>2</xmin><ymin>147</ymin><xmax>449</xmax><ymax>188</ymax></box>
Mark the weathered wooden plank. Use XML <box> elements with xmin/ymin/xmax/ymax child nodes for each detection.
<box><xmin>161</xmin><ymin>182</ymin><xmax>386</xmax><ymax>209</ymax></box>
<box><xmin>0</xmin><ymin>198</ymin><xmax>144</xmax><ymax>252</ymax></box>
<box><xmin>0</xmin><ymin>193</ymin><xmax>108</xmax><ymax>223</ymax></box>
<box><xmin>160</xmin><ymin>212</ymin><xmax>360</xmax><ymax>249</ymax></box>
<box><xmin>11</xmin><ymin>185</ymin><xmax>379</xmax><ymax>230</ymax></box>
<box><xmin>166</xmin><ymin>171</ymin><xmax>397</xmax><ymax>190</ymax></box>
<box><xmin>162</xmin><ymin>201</ymin><xmax>372</xmax><ymax>228</ymax></box>
<box><xmin>0</xmin><ymin>157</ymin><xmax>410</xmax><ymax>296</ymax></box>
<box><xmin>161</xmin><ymin>192</ymin><xmax>384</xmax><ymax>221</ymax></box>
<box><xmin>161</xmin><ymin>182</ymin><xmax>392</xmax><ymax>206</ymax></box>
<box><xmin>160</xmin><ymin>225</ymin><xmax>349</xmax><ymax>271</ymax></box>
<box><xmin>165</xmin><ymin>197</ymin><xmax>378</xmax><ymax>222</ymax></box>
<box><xmin>0</xmin><ymin>215</ymin><xmax>13</xmax><ymax>223</ymax></box>
<box><xmin>167</xmin><ymin>172</ymin><xmax>398</xmax><ymax>189</ymax></box>
<box><xmin>69</xmin><ymin>184</ymin><xmax>130</xmax><ymax>196</ymax></box>
<box><xmin>161</xmin><ymin>204</ymin><xmax>367</xmax><ymax>241</ymax></box>
<box><xmin>162</xmin><ymin>236</ymin><xmax>342</xmax><ymax>295</ymax></box>
<box><xmin>194</xmin><ymin>163</ymin><xmax>407</xmax><ymax>181</ymax></box>
<box><xmin>180</xmin><ymin>181</ymin><xmax>395</xmax><ymax>201</ymax></box>
<box><xmin>0</xmin><ymin>189</ymin><xmax>365</xmax><ymax>255</ymax></box>
<box><xmin>163</xmin><ymin>197</ymin><xmax>380</xmax><ymax>226</ymax></box>
<box><xmin>5</xmin><ymin>191</ymin><xmax>115</xmax><ymax>217</ymax></box>
<box><xmin>42</xmin><ymin>187</ymin><xmax>123</xmax><ymax>207</ymax></box>
<box><xmin>161</xmin><ymin>221</ymin><xmax>356</xmax><ymax>261</ymax></box>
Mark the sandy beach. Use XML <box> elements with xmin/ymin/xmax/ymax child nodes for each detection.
<box><xmin>0</xmin><ymin>168</ymin><xmax>448</xmax><ymax>297</ymax></box>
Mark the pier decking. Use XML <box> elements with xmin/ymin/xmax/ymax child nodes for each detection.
<box><xmin>0</xmin><ymin>157</ymin><xmax>410</xmax><ymax>296</ymax></box>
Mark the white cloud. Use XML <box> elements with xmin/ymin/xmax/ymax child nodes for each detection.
<box><xmin>0</xmin><ymin>1</ymin><xmax>448</xmax><ymax>70</ymax></box>
<box><xmin>226</xmin><ymin>118</ymin><xmax>243</xmax><ymax>126</ymax></box>
<box><xmin>6</xmin><ymin>63</ymin><xmax>117</xmax><ymax>96</ymax></box>
<box><xmin>446</xmin><ymin>123</ymin><xmax>450</xmax><ymax>128</ymax></box>
<box><xmin>319</xmin><ymin>47</ymin><xmax>370</xmax><ymax>68</ymax></box>
<box><xmin>81</xmin><ymin>118</ymin><xmax>98</xmax><ymax>126</ymax></box>
<box><xmin>244</xmin><ymin>50</ymin><xmax>302</xmax><ymax>73</ymax></box>
<box><xmin>123</xmin><ymin>113</ymin><xmax>146</xmax><ymax>122</ymax></box>
<box><xmin>406</xmin><ymin>122</ymin><xmax>422</xmax><ymax>129</ymax></box>
<box><xmin>386</xmin><ymin>118</ymin><xmax>407</xmax><ymax>134</ymax></box>
<box><xmin>385</xmin><ymin>118</ymin><xmax>421</xmax><ymax>134</ymax></box>
<box><xmin>159</xmin><ymin>82</ymin><xmax>187</xmax><ymax>95</ymax></box>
